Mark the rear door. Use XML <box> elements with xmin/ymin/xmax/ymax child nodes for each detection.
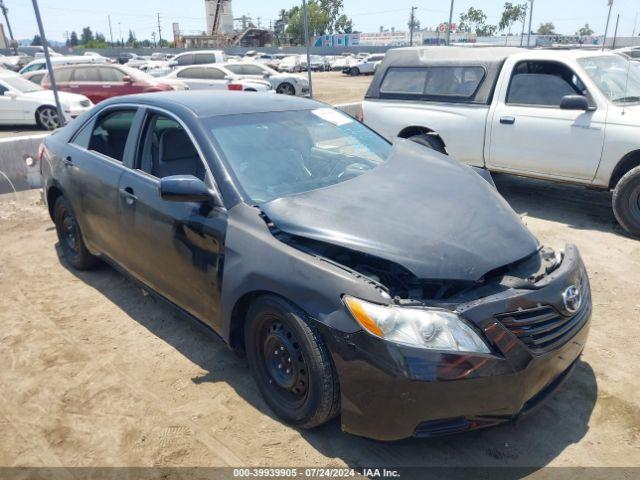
<box><xmin>117</xmin><ymin>110</ymin><xmax>227</xmax><ymax>326</ymax></box>
<box><xmin>175</xmin><ymin>67</ymin><xmax>212</xmax><ymax>90</ymax></box>
<box><xmin>70</xmin><ymin>66</ymin><xmax>105</xmax><ymax>103</ymax></box>
<box><xmin>62</xmin><ymin>107</ymin><xmax>140</xmax><ymax>260</ymax></box>
<box><xmin>487</xmin><ymin>59</ymin><xmax>606</xmax><ymax>181</ymax></box>
<box><xmin>97</xmin><ymin>66</ymin><xmax>133</xmax><ymax>99</ymax></box>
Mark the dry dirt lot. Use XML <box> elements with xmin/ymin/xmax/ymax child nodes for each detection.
<box><xmin>1</xmin><ymin>73</ymin><xmax>639</xmax><ymax>475</ymax></box>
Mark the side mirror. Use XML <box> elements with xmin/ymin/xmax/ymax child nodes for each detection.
<box><xmin>122</xmin><ymin>75</ymin><xmax>132</xmax><ymax>83</ymax></box>
<box><xmin>560</xmin><ymin>95</ymin><xmax>591</xmax><ymax>111</ymax></box>
<box><xmin>4</xmin><ymin>90</ymin><xmax>17</xmax><ymax>99</ymax></box>
<box><xmin>159</xmin><ymin>175</ymin><xmax>222</xmax><ymax>205</ymax></box>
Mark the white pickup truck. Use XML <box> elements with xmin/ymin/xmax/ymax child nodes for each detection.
<box><xmin>363</xmin><ymin>46</ymin><xmax>640</xmax><ymax>236</ymax></box>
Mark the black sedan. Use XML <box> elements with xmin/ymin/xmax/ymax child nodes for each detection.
<box><xmin>40</xmin><ymin>91</ymin><xmax>591</xmax><ymax>441</ymax></box>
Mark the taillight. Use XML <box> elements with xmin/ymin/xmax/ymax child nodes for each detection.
<box><xmin>227</xmin><ymin>83</ymin><xmax>243</xmax><ymax>91</ymax></box>
<box><xmin>357</xmin><ymin>111</ymin><xmax>364</xmax><ymax>123</ymax></box>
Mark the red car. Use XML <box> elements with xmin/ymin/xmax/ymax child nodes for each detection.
<box><xmin>41</xmin><ymin>64</ymin><xmax>184</xmax><ymax>104</ymax></box>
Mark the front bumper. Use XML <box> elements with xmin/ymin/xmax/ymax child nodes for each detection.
<box><xmin>321</xmin><ymin>244</ymin><xmax>591</xmax><ymax>441</ymax></box>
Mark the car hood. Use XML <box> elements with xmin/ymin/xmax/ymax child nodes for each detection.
<box><xmin>23</xmin><ymin>89</ymin><xmax>88</xmax><ymax>104</ymax></box>
<box><xmin>259</xmin><ymin>139</ymin><xmax>539</xmax><ymax>281</ymax></box>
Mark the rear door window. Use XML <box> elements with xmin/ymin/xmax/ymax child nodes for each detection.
<box><xmin>83</xmin><ymin>109</ymin><xmax>137</xmax><ymax>162</ymax></box>
<box><xmin>195</xmin><ymin>53</ymin><xmax>216</xmax><ymax>64</ymax></box>
<box><xmin>99</xmin><ymin>67</ymin><xmax>125</xmax><ymax>82</ymax></box>
<box><xmin>73</xmin><ymin>67</ymin><xmax>101</xmax><ymax>82</ymax></box>
<box><xmin>175</xmin><ymin>54</ymin><xmax>194</xmax><ymax>66</ymax></box>
<box><xmin>177</xmin><ymin>67</ymin><xmax>205</xmax><ymax>79</ymax></box>
<box><xmin>380</xmin><ymin>66</ymin><xmax>485</xmax><ymax>99</ymax></box>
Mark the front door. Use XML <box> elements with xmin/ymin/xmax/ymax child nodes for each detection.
<box><xmin>488</xmin><ymin>59</ymin><xmax>606</xmax><ymax>182</ymax></box>
<box><xmin>117</xmin><ymin>110</ymin><xmax>227</xmax><ymax>326</ymax></box>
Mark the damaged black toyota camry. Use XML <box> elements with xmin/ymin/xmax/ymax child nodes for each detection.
<box><xmin>40</xmin><ymin>91</ymin><xmax>591</xmax><ymax>441</ymax></box>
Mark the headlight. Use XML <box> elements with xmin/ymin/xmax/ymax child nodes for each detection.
<box><xmin>344</xmin><ymin>296</ymin><xmax>490</xmax><ymax>353</ymax></box>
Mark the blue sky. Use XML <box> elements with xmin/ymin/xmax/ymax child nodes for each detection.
<box><xmin>3</xmin><ymin>0</ymin><xmax>639</xmax><ymax>42</ymax></box>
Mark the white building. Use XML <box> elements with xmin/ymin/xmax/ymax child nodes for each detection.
<box><xmin>205</xmin><ymin>0</ymin><xmax>234</xmax><ymax>35</ymax></box>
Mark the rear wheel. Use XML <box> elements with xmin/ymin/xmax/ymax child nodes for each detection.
<box><xmin>53</xmin><ymin>196</ymin><xmax>98</xmax><ymax>270</ymax></box>
<box><xmin>276</xmin><ymin>82</ymin><xmax>296</xmax><ymax>95</ymax></box>
<box><xmin>613</xmin><ymin>165</ymin><xmax>640</xmax><ymax>237</ymax></box>
<box><xmin>245</xmin><ymin>295</ymin><xmax>340</xmax><ymax>428</ymax></box>
<box><xmin>408</xmin><ymin>133</ymin><xmax>447</xmax><ymax>154</ymax></box>
<box><xmin>36</xmin><ymin>106</ymin><xmax>61</xmax><ymax>130</ymax></box>
<box><xmin>350</xmin><ymin>67</ymin><xmax>360</xmax><ymax>76</ymax></box>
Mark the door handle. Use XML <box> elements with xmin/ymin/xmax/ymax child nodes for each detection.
<box><xmin>500</xmin><ymin>116</ymin><xmax>516</xmax><ymax>125</ymax></box>
<box><xmin>62</xmin><ymin>155</ymin><xmax>73</xmax><ymax>167</ymax></box>
<box><xmin>120</xmin><ymin>187</ymin><xmax>137</xmax><ymax>205</ymax></box>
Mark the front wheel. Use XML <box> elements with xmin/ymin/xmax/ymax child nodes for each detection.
<box><xmin>613</xmin><ymin>165</ymin><xmax>640</xmax><ymax>237</ymax></box>
<box><xmin>276</xmin><ymin>82</ymin><xmax>296</xmax><ymax>95</ymax></box>
<box><xmin>36</xmin><ymin>106</ymin><xmax>61</xmax><ymax>130</ymax></box>
<box><xmin>350</xmin><ymin>67</ymin><xmax>360</xmax><ymax>76</ymax></box>
<box><xmin>53</xmin><ymin>196</ymin><xmax>99</xmax><ymax>270</ymax></box>
<box><xmin>245</xmin><ymin>295</ymin><xmax>340</xmax><ymax>428</ymax></box>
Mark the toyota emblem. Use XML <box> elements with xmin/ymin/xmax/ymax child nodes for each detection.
<box><xmin>562</xmin><ymin>285</ymin><xmax>582</xmax><ymax>314</ymax></box>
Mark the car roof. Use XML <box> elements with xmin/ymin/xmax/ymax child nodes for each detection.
<box><xmin>105</xmin><ymin>90</ymin><xmax>326</xmax><ymax>117</ymax></box>
<box><xmin>0</xmin><ymin>69</ymin><xmax>21</xmax><ymax>78</ymax></box>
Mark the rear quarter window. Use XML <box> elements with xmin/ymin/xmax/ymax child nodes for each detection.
<box><xmin>380</xmin><ymin>66</ymin><xmax>485</xmax><ymax>100</ymax></box>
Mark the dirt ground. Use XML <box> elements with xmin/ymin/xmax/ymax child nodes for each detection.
<box><xmin>1</xmin><ymin>72</ymin><xmax>639</xmax><ymax>473</ymax></box>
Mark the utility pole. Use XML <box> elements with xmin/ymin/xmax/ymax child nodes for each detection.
<box><xmin>409</xmin><ymin>6</ymin><xmax>417</xmax><ymax>47</ymax></box>
<box><xmin>0</xmin><ymin>0</ymin><xmax>17</xmax><ymax>54</ymax></box>
<box><xmin>520</xmin><ymin>3</ymin><xmax>528</xmax><ymax>46</ymax></box>
<box><xmin>302</xmin><ymin>0</ymin><xmax>313</xmax><ymax>98</ymax></box>
<box><xmin>612</xmin><ymin>13</ymin><xmax>620</xmax><ymax>49</ymax></box>
<box><xmin>151</xmin><ymin>31</ymin><xmax>157</xmax><ymax>47</ymax></box>
<box><xmin>108</xmin><ymin>15</ymin><xmax>114</xmax><ymax>46</ymax></box>
<box><xmin>603</xmin><ymin>0</ymin><xmax>614</xmax><ymax>51</ymax></box>
<box><xmin>118</xmin><ymin>22</ymin><xmax>122</xmax><ymax>45</ymax></box>
<box><xmin>632</xmin><ymin>12</ymin><xmax>638</xmax><ymax>40</ymax></box>
<box><xmin>526</xmin><ymin>0</ymin><xmax>535</xmax><ymax>47</ymax></box>
<box><xmin>157</xmin><ymin>13</ymin><xmax>163</xmax><ymax>46</ymax></box>
<box><xmin>445</xmin><ymin>0</ymin><xmax>454</xmax><ymax>46</ymax></box>
<box><xmin>31</xmin><ymin>0</ymin><xmax>65</xmax><ymax>127</ymax></box>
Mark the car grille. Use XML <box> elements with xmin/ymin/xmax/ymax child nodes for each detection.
<box><xmin>79</xmin><ymin>100</ymin><xmax>91</xmax><ymax>107</ymax></box>
<box><xmin>495</xmin><ymin>293</ymin><xmax>590</xmax><ymax>353</ymax></box>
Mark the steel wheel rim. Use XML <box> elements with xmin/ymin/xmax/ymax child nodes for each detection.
<box><xmin>278</xmin><ymin>83</ymin><xmax>295</xmax><ymax>95</ymax></box>
<box><xmin>39</xmin><ymin>108</ymin><xmax>59</xmax><ymax>130</ymax></box>
<box><xmin>61</xmin><ymin>210</ymin><xmax>80</xmax><ymax>254</ymax></box>
<box><xmin>260</xmin><ymin>319</ymin><xmax>309</xmax><ymax>406</ymax></box>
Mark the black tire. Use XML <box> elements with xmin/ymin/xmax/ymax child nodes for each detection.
<box><xmin>53</xmin><ymin>196</ymin><xmax>98</xmax><ymax>270</ymax></box>
<box><xmin>612</xmin><ymin>165</ymin><xmax>640</xmax><ymax>237</ymax></box>
<box><xmin>244</xmin><ymin>295</ymin><xmax>340</xmax><ymax>428</ymax></box>
<box><xmin>36</xmin><ymin>106</ymin><xmax>61</xmax><ymax>131</ymax></box>
<box><xmin>276</xmin><ymin>82</ymin><xmax>296</xmax><ymax>95</ymax></box>
<box><xmin>350</xmin><ymin>67</ymin><xmax>360</xmax><ymax>77</ymax></box>
<box><xmin>408</xmin><ymin>133</ymin><xmax>447</xmax><ymax>154</ymax></box>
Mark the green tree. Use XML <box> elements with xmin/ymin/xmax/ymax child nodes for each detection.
<box><xmin>80</xmin><ymin>26</ymin><xmax>94</xmax><ymax>44</ymax></box>
<box><xmin>335</xmin><ymin>14</ymin><xmax>353</xmax><ymax>34</ymax></box>
<box><xmin>319</xmin><ymin>0</ymin><xmax>352</xmax><ymax>34</ymax></box>
<box><xmin>286</xmin><ymin>2</ymin><xmax>330</xmax><ymax>45</ymax></box>
<box><xmin>499</xmin><ymin>2</ymin><xmax>527</xmax><ymax>36</ymax></box>
<box><xmin>538</xmin><ymin>22</ymin><xmax>556</xmax><ymax>35</ymax></box>
<box><xmin>127</xmin><ymin>30</ymin><xmax>136</xmax><ymax>46</ymax></box>
<box><xmin>31</xmin><ymin>34</ymin><xmax>42</xmax><ymax>46</ymax></box>
<box><xmin>576</xmin><ymin>24</ymin><xmax>593</xmax><ymax>36</ymax></box>
<box><xmin>69</xmin><ymin>31</ymin><xmax>79</xmax><ymax>46</ymax></box>
<box><xmin>408</xmin><ymin>16</ymin><xmax>421</xmax><ymax>32</ymax></box>
<box><xmin>95</xmin><ymin>32</ymin><xmax>106</xmax><ymax>43</ymax></box>
<box><xmin>459</xmin><ymin>7</ymin><xmax>496</xmax><ymax>36</ymax></box>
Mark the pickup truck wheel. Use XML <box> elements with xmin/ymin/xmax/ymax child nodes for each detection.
<box><xmin>613</xmin><ymin>165</ymin><xmax>640</xmax><ymax>237</ymax></box>
<box><xmin>53</xmin><ymin>196</ymin><xmax>99</xmax><ymax>270</ymax></box>
<box><xmin>245</xmin><ymin>295</ymin><xmax>340</xmax><ymax>429</ymax></box>
<box><xmin>408</xmin><ymin>134</ymin><xmax>447</xmax><ymax>154</ymax></box>
<box><xmin>350</xmin><ymin>67</ymin><xmax>360</xmax><ymax>76</ymax></box>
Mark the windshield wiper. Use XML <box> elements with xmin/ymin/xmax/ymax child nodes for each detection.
<box><xmin>613</xmin><ymin>96</ymin><xmax>640</xmax><ymax>103</ymax></box>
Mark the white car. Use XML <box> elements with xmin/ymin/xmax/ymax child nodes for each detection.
<box><xmin>278</xmin><ymin>55</ymin><xmax>302</xmax><ymax>73</ymax></box>
<box><xmin>343</xmin><ymin>53</ymin><xmax>385</xmax><ymax>76</ymax></box>
<box><xmin>19</xmin><ymin>55</ymin><xmax>109</xmax><ymax>75</ymax></box>
<box><xmin>329</xmin><ymin>55</ymin><xmax>355</xmax><ymax>71</ymax></box>
<box><xmin>0</xmin><ymin>70</ymin><xmax>92</xmax><ymax>130</ymax></box>
<box><xmin>168</xmin><ymin>50</ymin><xmax>227</xmax><ymax>69</ymax></box>
<box><xmin>223</xmin><ymin>62</ymin><xmax>309</xmax><ymax>96</ymax></box>
<box><xmin>162</xmin><ymin>65</ymin><xmax>272</xmax><ymax>92</ymax></box>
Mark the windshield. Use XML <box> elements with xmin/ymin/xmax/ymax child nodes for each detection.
<box><xmin>578</xmin><ymin>55</ymin><xmax>640</xmax><ymax>104</ymax></box>
<box><xmin>207</xmin><ymin>109</ymin><xmax>391</xmax><ymax>203</ymax></box>
<box><xmin>1</xmin><ymin>75</ymin><xmax>43</xmax><ymax>93</ymax></box>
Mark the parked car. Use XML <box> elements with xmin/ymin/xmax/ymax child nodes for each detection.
<box><xmin>364</xmin><ymin>46</ymin><xmax>640</xmax><ymax>237</ymax></box>
<box><xmin>117</xmin><ymin>52</ymin><xmax>141</xmax><ymax>65</ymax></box>
<box><xmin>19</xmin><ymin>55</ymin><xmax>108</xmax><ymax>74</ymax></box>
<box><xmin>0</xmin><ymin>53</ymin><xmax>32</xmax><ymax>72</ymax></box>
<box><xmin>0</xmin><ymin>69</ymin><xmax>92</xmax><ymax>130</ymax></box>
<box><xmin>304</xmin><ymin>55</ymin><xmax>328</xmax><ymax>71</ymax></box>
<box><xmin>21</xmin><ymin>69</ymin><xmax>47</xmax><ymax>85</ymax></box>
<box><xmin>150</xmin><ymin>52</ymin><xmax>174</xmax><ymax>61</ymax></box>
<box><xmin>41</xmin><ymin>64</ymin><xmax>185</xmax><ymax>104</ymax></box>
<box><xmin>162</xmin><ymin>65</ymin><xmax>272</xmax><ymax>92</ymax></box>
<box><xmin>223</xmin><ymin>62</ymin><xmax>309</xmax><ymax>95</ymax></box>
<box><xmin>278</xmin><ymin>55</ymin><xmax>302</xmax><ymax>73</ymax></box>
<box><xmin>343</xmin><ymin>53</ymin><xmax>385</xmax><ymax>76</ymax></box>
<box><xmin>40</xmin><ymin>90</ymin><xmax>591</xmax><ymax>441</ymax></box>
<box><xmin>329</xmin><ymin>54</ymin><xmax>355</xmax><ymax>72</ymax></box>
<box><xmin>169</xmin><ymin>50</ymin><xmax>226</xmax><ymax>68</ymax></box>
